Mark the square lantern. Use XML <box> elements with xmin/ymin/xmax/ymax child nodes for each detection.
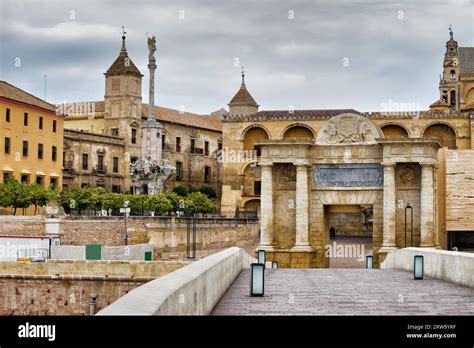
<box><xmin>414</xmin><ymin>255</ymin><xmax>424</xmax><ymax>280</ymax></box>
<box><xmin>250</xmin><ymin>263</ymin><xmax>265</xmax><ymax>297</ymax></box>
<box><xmin>258</xmin><ymin>249</ymin><xmax>266</xmax><ymax>266</ymax></box>
<box><xmin>271</xmin><ymin>261</ymin><xmax>278</xmax><ymax>269</ymax></box>
<box><xmin>366</xmin><ymin>255</ymin><xmax>373</xmax><ymax>269</ymax></box>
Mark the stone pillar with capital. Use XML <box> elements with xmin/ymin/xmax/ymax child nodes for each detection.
<box><xmin>292</xmin><ymin>163</ymin><xmax>312</xmax><ymax>251</ymax></box>
<box><xmin>420</xmin><ymin>164</ymin><xmax>435</xmax><ymax>247</ymax></box>
<box><xmin>259</xmin><ymin>163</ymin><xmax>274</xmax><ymax>250</ymax></box>
<box><xmin>380</xmin><ymin>163</ymin><xmax>397</xmax><ymax>251</ymax></box>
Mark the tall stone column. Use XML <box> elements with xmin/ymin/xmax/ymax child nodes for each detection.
<box><xmin>293</xmin><ymin>163</ymin><xmax>312</xmax><ymax>250</ymax></box>
<box><xmin>259</xmin><ymin>163</ymin><xmax>274</xmax><ymax>250</ymax></box>
<box><xmin>381</xmin><ymin>163</ymin><xmax>397</xmax><ymax>250</ymax></box>
<box><xmin>420</xmin><ymin>164</ymin><xmax>435</xmax><ymax>247</ymax></box>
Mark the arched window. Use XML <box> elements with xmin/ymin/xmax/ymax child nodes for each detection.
<box><xmin>450</xmin><ymin>70</ymin><xmax>456</xmax><ymax>80</ymax></box>
<box><xmin>450</xmin><ymin>90</ymin><xmax>456</xmax><ymax>107</ymax></box>
<box><xmin>423</xmin><ymin>123</ymin><xmax>457</xmax><ymax>149</ymax></box>
<box><xmin>282</xmin><ymin>125</ymin><xmax>314</xmax><ymax>138</ymax></box>
<box><xmin>242</xmin><ymin>127</ymin><xmax>269</xmax><ymax>157</ymax></box>
<box><xmin>380</xmin><ymin>125</ymin><xmax>409</xmax><ymax>138</ymax></box>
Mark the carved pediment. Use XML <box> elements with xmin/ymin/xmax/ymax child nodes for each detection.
<box><xmin>316</xmin><ymin>113</ymin><xmax>383</xmax><ymax>145</ymax></box>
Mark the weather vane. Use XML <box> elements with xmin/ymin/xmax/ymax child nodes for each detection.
<box><xmin>121</xmin><ymin>25</ymin><xmax>127</xmax><ymax>37</ymax></box>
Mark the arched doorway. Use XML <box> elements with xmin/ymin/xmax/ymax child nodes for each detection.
<box><xmin>141</xmin><ymin>184</ymin><xmax>148</xmax><ymax>195</ymax></box>
<box><xmin>381</xmin><ymin>124</ymin><xmax>409</xmax><ymax>138</ymax></box>
<box><xmin>423</xmin><ymin>123</ymin><xmax>457</xmax><ymax>149</ymax></box>
<box><xmin>243</xmin><ymin>199</ymin><xmax>260</xmax><ymax>218</ymax></box>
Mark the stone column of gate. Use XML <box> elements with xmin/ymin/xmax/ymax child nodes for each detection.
<box><xmin>292</xmin><ymin>163</ymin><xmax>312</xmax><ymax>250</ymax></box>
<box><xmin>420</xmin><ymin>164</ymin><xmax>435</xmax><ymax>247</ymax></box>
<box><xmin>381</xmin><ymin>163</ymin><xmax>397</xmax><ymax>250</ymax></box>
<box><xmin>259</xmin><ymin>162</ymin><xmax>274</xmax><ymax>250</ymax></box>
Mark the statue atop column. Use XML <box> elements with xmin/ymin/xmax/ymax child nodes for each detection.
<box><xmin>148</xmin><ymin>36</ymin><xmax>157</xmax><ymax>61</ymax></box>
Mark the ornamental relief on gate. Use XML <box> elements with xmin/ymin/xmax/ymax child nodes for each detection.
<box><xmin>316</xmin><ymin>113</ymin><xmax>382</xmax><ymax>145</ymax></box>
<box><xmin>395</xmin><ymin>163</ymin><xmax>421</xmax><ymax>189</ymax></box>
<box><xmin>275</xmin><ymin>164</ymin><xmax>296</xmax><ymax>190</ymax></box>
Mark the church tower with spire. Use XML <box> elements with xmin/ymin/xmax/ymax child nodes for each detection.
<box><xmin>228</xmin><ymin>68</ymin><xmax>259</xmax><ymax>117</ymax></box>
<box><xmin>104</xmin><ymin>28</ymin><xmax>144</xmax><ymax>190</ymax></box>
<box><xmin>430</xmin><ymin>27</ymin><xmax>460</xmax><ymax>110</ymax></box>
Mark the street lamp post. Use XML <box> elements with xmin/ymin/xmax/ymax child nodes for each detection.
<box><xmin>186</xmin><ymin>201</ymin><xmax>196</xmax><ymax>260</ymax></box>
<box><xmin>121</xmin><ymin>200</ymin><xmax>130</xmax><ymax>245</ymax></box>
<box><xmin>404</xmin><ymin>203</ymin><xmax>413</xmax><ymax>247</ymax></box>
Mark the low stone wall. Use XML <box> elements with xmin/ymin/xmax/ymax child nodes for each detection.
<box><xmin>0</xmin><ymin>216</ymin><xmax>44</xmax><ymax>235</ymax></box>
<box><xmin>0</xmin><ymin>216</ymin><xmax>260</xmax><ymax>260</ymax></box>
<box><xmin>97</xmin><ymin>247</ymin><xmax>255</xmax><ymax>315</ymax></box>
<box><xmin>381</xmin><ymin>247</ymin><xmax>474</xmax><ymax>288</ymax></box>
<box><xmin>0</xmin><ymin>259</ymin><xmax>187</xmax><ymax>278</ymax></box>
<box><xmin>0</xmin><ymin>260</ymin><xmax>187</xmax><ymax>315</ymax></box>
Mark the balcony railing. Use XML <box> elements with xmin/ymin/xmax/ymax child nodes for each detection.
<box><xmin>94</xmin><ymin>165</ymin><xmax>107</xmax><ymax>174</ymax></box>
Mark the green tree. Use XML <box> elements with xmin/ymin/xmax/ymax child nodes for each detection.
<box><xmin>162</xmin><ymin>192</ymin><xmax>181</xmax><ymax>212</ymax></box>
<box><xmin>185</xmin><ymin>191</ymin><xmax>216</xmax><ymax>214</ymax></box>
<box><xmin>102</xmin><ymin>193</ymin><xmax>125</xmax><ymax>212</ymax></box>
<box><xmin>29</xmin><ymin>184</ymin><xmax>49</xmax><ymax>215</ymax></box>
<box><xmin>144</xmin><ymin>194</ymin><xmax>172</xmax><ymax>215</ymax></box>
<box><xmin>90</xmin><ymin>187</ymin><xmax>107</xmax><ymax>211</ymax></box>
<box><xmin>61</xmin><ymin>187</ymin><xmax>93</xmax><ymax>215</ymax></box>
<box><xmin>172</xmin><ymin>185</ymin><xmax>188</xmax><ymax>197</ymax></box>
<box><xmin>0</xmin><ymin>181</ymin><xmax>13</xmax><ymax>210</ymax></box>
<box><xmin>198</xmin><ymin>185</ymin><xmax>217</xmax><ymax>198</ymax></box>
<box><xmin>124</xmin><ymin>194</ymin><xmax>144</xmax><ymax>215</ymax></box>
<box><xmin>0</xmin><ymin>178</ymin><xmax>31</xmax><ymax>215</ymax></box>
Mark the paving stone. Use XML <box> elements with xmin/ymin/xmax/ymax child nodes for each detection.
<box><xmin>212</xmin><ymin>268</ymin><xmax>474</xmax><ymax>315</ymax></box>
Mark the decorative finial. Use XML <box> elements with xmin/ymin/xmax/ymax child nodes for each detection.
<box><xmin>449</xmin><ymin>25</ymin><xmax>453</xmax><ymax>39</ymax></box>
<box><xmin>120</xmin><ymin>26</ymin><xmax>127</xmax><ymax>55</ymax></box>
<box><xmin>241</xmin><ymin>66</ymin><xmax>245</xmax><ymax>87</ymax></box>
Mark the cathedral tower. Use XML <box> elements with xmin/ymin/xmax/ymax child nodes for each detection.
<box><xmin>430</xmin><ymin>27</ymin><xmax>459</xmax><ymax>110</ymax></box>
<box><xmin>104</xmin><ymin>28</ymin><xmax>143</xmax><ymax>190</ymax></box>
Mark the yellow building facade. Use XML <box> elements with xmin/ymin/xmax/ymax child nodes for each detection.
<box><xmin>0</xmin><ymin>81</ymin><xmax>64</xmax><ymax>189</ymax></box>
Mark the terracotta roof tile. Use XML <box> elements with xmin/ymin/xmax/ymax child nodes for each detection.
<box><xmin>0</xmin><ymin>81</ymin><xmax>57</xmax><ymax>113</ymax></box>
<box><xmin>251</xmin><ymin>109</ymin><xmax>359</xmax><ymax>120</ymax></box>
<box><xmin>229</xmin><ymin>86</ymin><xmax>258</xmax><ymax>106</ymax></box>
<box><xmin>105</xmin><ymin>55</ymin><xmax>143</xmax><ymax>78</ymax></box>
<box><xmin>142</xmin><ymin>104</ymin><xmax>222</xmax><ymax>132</ymax></box>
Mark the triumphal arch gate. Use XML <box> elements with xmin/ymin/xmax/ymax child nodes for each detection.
<box><xmin>256</xmin><ymin>113</ymin><xmax>441</xmax><ymax>268</ymax></box>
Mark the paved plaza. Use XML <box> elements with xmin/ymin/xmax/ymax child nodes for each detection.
<box><xmin>212</xmin><ymin>268</ymin><xmax>474</xmax><ymax>315</ymax></box>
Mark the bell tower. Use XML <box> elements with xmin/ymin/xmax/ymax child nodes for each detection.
<box><xmin>104</xmin><ymin>27</ymin><xmax>144</xmax><ymax>190</ymax></box>
<box><xmin>431</xmin><ymin>26</ymin><xmax>459</xmax><ymax>110</ymax></box>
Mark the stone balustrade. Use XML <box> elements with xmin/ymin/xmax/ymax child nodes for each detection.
<box><xmin>97</xmin><ymin>247</ymin><xmax>255</xmax><ymax>315</ymax></box>
<box><xmin>381</xmin><ymin>247</ymin><xmax>474</xmax><ymax>288</ymax></box>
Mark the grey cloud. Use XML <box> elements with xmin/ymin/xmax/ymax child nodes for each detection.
<box><xmin>0</xmin><ymin>0</ymin><xmax>473</xmax><ymax>114</ymax></box>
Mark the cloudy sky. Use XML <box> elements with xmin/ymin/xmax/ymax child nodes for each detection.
<box><xmin>1</xmin><ymin>0</ymin><xmax>473</xmax><ymax>114</ymax></box>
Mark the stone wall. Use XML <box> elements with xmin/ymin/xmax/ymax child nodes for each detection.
<box><xmin>0</xmin><ymin>216</ymin><xmax>260</xmax><ymax>260</ymax></box>
<box><xmin>446</xmin><ymin>150</ymin><xmax>474</xmax><ymax>231</ymax></box>
<box><xmin>0</xmin><ymin>216</ymin><xmax>44</xmax><ymax>235</ymax></box>
<box><xmin>328</xmin><ymin>205</ymin><xmax>365</xmax><ymax>235</ymax></box>
<box><xmin>97</xmin><ymin>247</ymin><xmax>255</xmax><ymax>315</ymax></box>
<box><xmin>0</xmin><ymin>259</ymin><xmax>187</xmax><ymax>315</ymax></box>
